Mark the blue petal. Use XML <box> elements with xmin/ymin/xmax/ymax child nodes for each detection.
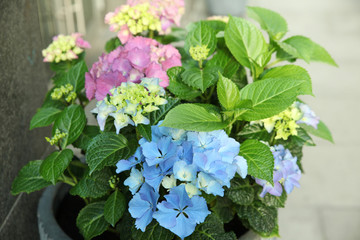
<box><xmin>185</xmin><ymin>196</ymin><xmax>210</xmax><ymax>224</ymax></box>
<box><xmin>135</xmin><ymin>209</ymin><xmax>153</xmax><ymax>232</ymax></box>
<box><xmin>170</xmin><ymin>214</ymin><xmax>196</xmax><ymax>239</ymax></box>
<box><xmin>129</xmin><ymin>194</ymin><xmax>151</xmax><ymax>219</ymax></box>
<box><xmin>153</xmin><ymin>203</ymin><xmax>177</xmax><ymax>229</ymax></box>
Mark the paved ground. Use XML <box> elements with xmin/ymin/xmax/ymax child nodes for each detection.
<box><xmin>84</xmin><ymin>0</ymin><xmax>360</xmax><ymax>239</ymax></box>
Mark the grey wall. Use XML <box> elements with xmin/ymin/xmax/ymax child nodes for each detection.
<box><xmin>0</xmin><ymin>0</ymin><xmax>51</xmax><ymax>239</ymax></box>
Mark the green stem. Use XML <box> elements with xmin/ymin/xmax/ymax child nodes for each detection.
<box><xmin>61</xmin><ymin>175</ymin><xmax>76</xmax><ymax>186</ymax></box>
<box><xmin>149</xmin><ymin>30</ymin><xmax>154</xmax><ymax>39</ymax></box>
<box><xmin>199</xmin><ymin>60</ymin><xmax>203</xmax><ymax>69</ymax></box>
<box><xmin>67</xmin><ymin>166</ymin><xmax>78</xmax><ymax>184</ymax></box>
<box><xmin>265</xmin><ymin>59</ymin><xmax>283</xmax><ymax>69</ymax></box>
<box><xmin>70</xmin><ymin>161</ymin><xmax>87</xmax><ymax>168</ymax></box>
<box><xmin>269</xmin><ymin>130</ymin><xmax>276</xmax><ymax>146</ymax></box>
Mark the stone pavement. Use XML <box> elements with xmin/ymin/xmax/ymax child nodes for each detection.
<box><xmin>84</xmin><ymin>0</ymin><xmax>360</xmax><ymax>239</ymax></box>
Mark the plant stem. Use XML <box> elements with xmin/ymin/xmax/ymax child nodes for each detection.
<box><xmin>67</xmin><ymin>166</ymin><xmax>78</xmax><ymax>184</ymax></box>
<box><xmin>265</xmin><ymin>59</ymin><xmax>283</xmax><ymax>69</ymax></box>
<box><xmin>61</xmin><ymin>174</ymin><xmax>76</xmax><ymax>186</ymax></box>
<box><xmin>199</xmin><ymin>60</ymin><xmax>203</xmax><ymax>69</ymax></box>
<box><xmin>70</xmin><ymin>161</ymin><xmax>87</xmax><ymax>168</ymax></box>
<box><xmin>269</xmin><ymin>130</ymin><xmax>276</xmax><ymax>146</ymax></box>
<box><xmin>149</xmin><ymin>30</ymin><xmax>154</xmax><ymax>39</ymax></box>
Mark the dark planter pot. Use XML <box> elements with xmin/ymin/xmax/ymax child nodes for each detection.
<box><xmin>37</xmin><ymin>184</ymin><xmax>267</xmax><ymax>240</ymax></box>
<box><xmin>38</xmin><ymin>184</ymin><xmax>72</xmax><ymax>240</ymax></box>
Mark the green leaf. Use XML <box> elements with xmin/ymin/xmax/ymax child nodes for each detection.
<box><xmin>161</xmin><ymin>104</ymin><xmax>227</xmax><ymax>131</ymax></box>
<box><xmin>277</xmin><ymin>35</ymin><xmax>337</xmax><ymax>66</ymax></box>
<box><xmin>54</xmin><ymin>60</ymin><xmax>88</xmax><ymax>93</ymax></box>
<box><xmin>291</xmin><ymin>127</ymin><xmax>315</xmax><ymax>146</ymax></box>
<box><xmin>104</xmin><ymin>190</ymin><xmax>126</xmax><ymax>226</ymax></box>
<box><xmin>239</xmin><ymin>77</ymin><xmax>310</xmax><ymax>121</ymax></box>
<box><xmin>53</xmin><ymin>105</ymin><xmax>86</xmax><ymax>149</ymax></box>
<box><xmin>206</xmin><ymin>49</ymin><xmax>240</xmax><ymax>79</ymax></box>
<box><xmin>39</xmin><ymin>149</ymin><xmax>73</xmax><ymax>184</ymax></box>
<box><xmin>247</xmin><ymin>202</ymin><xmax>277</xmax><ymax>234</ymax></box>
<box><xmin>105</xmin><ymin>37</ymin><xmax>121</xmax><ymax>53</ymax></box>
<box><xmin>239</xmin><ymin>139</ymin><xmax>274</xmax><ymax>183</ymax></box>
<box><xmin>72</xmin><ymin>125</ymin><xmax>101</xmax><ymax>151</ymax></box>
<box><xmin>299</xmin><ymin>120</ymin><xmax>334</xmax><ymax>143</ymax></box>
<box><xmin>76</xmin><ymin>201</ymin><xmax>109</xmax><ymax>240</ymax></box>
<box><xmin>186</xmin><ymin>214</ymin><xmax>237</xmax><ymax>240</ymax></box>
<box><xmin>132</xmin><ymin>221</ymin><xmax>174</xmax><ymax>240</ymax></box>
<box><xmin>70</xmin><ymin>167</ymin><xmax>112</xmax><ymax>198</ymax></box>
<box><xmin>137</xmin><ymin>124</ymin><xmax>152</xmax><ymax>142</ymax></box>
<box><xmin>259</xmin><ymin>191</ymin><xmax>287</xmax><ymax>208</ymax></box>
<box><xmin>149</xmin><ymin>98</ymin><xmax>180</xmax><ymax>125</ymax></box>
<box><xmin>226</xmin><ymin>178</ymin><xmax>254</xmax><ymax>205</ymax></box>
<box><xmin>237</xmin><ymin>124</ymin><xmax>271</xmax><ymax>142</ymax></box>
<box><xmin>211</xmin><ymin>197</ymin><xmax>235</xmax><ymax>224</ymax></box>
<box><xmin>205</xmin><ymin>20</ymin><xmax>226</xmax><ymax>34</ymax></box>
<box><xmin>181</xmin><ymin>66</ymin><xmax>219</xmax><ymax>93</ymax></box>
<box><xmin>30</xmin><ymin>107</ymin><xmax>62</xmax><ymax>130</ymax></box>
<box><xmin>167</xmin><ymin>67</ymin><xmax>202</xmax><ymax>100</ymax></box>
<box><xmin>184</xmin><ymin>21</ymin><xmax>217</xmax><ymax>57</ymax></box>
<box><xmin>261</xmin><ymin>64</ymin><xmax>313</xmax><ymax>95</ymax></box>
<box><xmin>225</xmin><ymin>16</ymin><xmax>268</xmax><ymax>68</ymax></box>
<box><xmin>217</xmin><ymin>73</ymin><xmax>241</xmax><ymax>110</ymax></box>
<box><xmin>11</xmin><ymin>160</ymin><xmax>52</xmax><ymax>195</ymax></box>
<box><xmin>86</xmin><ymin>132</ymin><xmax>130</xmax><ymax>174</ymax></box>
<box><xmin>247</xmin><ymin>6</ymin><xmax>288</xmax><ymax>40</ymax></box>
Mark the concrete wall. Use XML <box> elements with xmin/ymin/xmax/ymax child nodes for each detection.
<box><xmin>0</xmin><ymin>0</ymin><xmax>51</xmax><ymax>239</ymax></box>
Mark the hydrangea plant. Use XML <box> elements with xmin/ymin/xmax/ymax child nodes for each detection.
<box><xmin>12</xmin><ymin>2</ymin><xmax>336</xmax><ymax>240</ymax></box>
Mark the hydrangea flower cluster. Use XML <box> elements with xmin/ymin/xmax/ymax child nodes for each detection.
<box><xmin>255</xmin><ymin>145</ymin><xmax>301</xmax><ymax>198</ymax></box>
<box><xmin>115</xmin><ymin>123</ymin><xmax>248</xmax><ymax>238</ymax></box>
<box><xmin>189</xmin><ymin>45</ymin><xmax>210</xmax><ymax>61</ymax></box>
<box><xmin>254</xmin><ymin>101</ymin><xmax>320</xmax><ymax>140</ymax></box>
<box><xmin>91</xmin><ymin>78</ymin><xmax>167</xmax><ymax>134</ymax></box>
<box><xmin>85</xmin><ymin>36</ymin><xmax>181</xmax><ymax>101</ymax></box>
<box><xmin>105</xmin><ymin>0</ymin><xmax>185</xmax><ymax>44</ymax></box>
<box><xmin>45</xmin><ymin>129</ymin><xmax>67</xmax><ymax>145</ymax></box>
<box><xmin>42</xmin><ymin>33</ymin><xmax>91</xmax><ymax>63</ymax></box>
<box><xmin>51</xmin><ymin>84</ymin><xmax>77</xmax><ymax>103</ymax></box>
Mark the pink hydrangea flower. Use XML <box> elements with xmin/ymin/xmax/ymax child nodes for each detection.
<box><xmin>85</xmin><ymin>37</ymin><xmax>181</xmax><ymax>101</ymax></box>
<box><xmin>105</xmin><ymin>0</ymin><xmax>185</xmax><ymax>44</ymax></box>
<box><xmin>42</xmin><ymin>33</ymin><xmax>91</xmax><ymax>63</ymax></box>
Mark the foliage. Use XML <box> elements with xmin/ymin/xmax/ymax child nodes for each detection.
<box><xmin>11</xmin><ymin>3</ymin><xmax>336</xmax><ymax>240</ymax></box>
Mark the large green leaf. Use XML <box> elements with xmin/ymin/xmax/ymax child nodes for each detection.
<box><xmin>54</xmin><ymin>60</ymin><xmax>88</xmax><ymax>93</ymax></box>
<box><xmin>239</xmin><ymin>77</ymin><xmax>309</xmax><ymax>121</ymax></box>
<box><xmin>39</xmin><ymin>149</ymin><xmax>73</xmax><ymax>184</ymax></box>
<box><xmin>76</xmin><ymin>201</ymin><xmax>109</xmax><ymax>240</ymax></box>
<box><xmin>149</xmin><ymin>97</ymin><xmax>181</xmax><ymax>125</ymax></box>
<box><xmin>104</xmin><ymin>190</ymin><xmax>126</xmax><ymax>226</ymax></box>
<box><xmin>132</xmin><ymin>221</ymin><xmax>174</xmax><ymax>240</ymax></box>
<box><xmin>259</xmin><ymin>191</ymin><xmax>287</xmax><ymax>208</ymax></box>
<box><xmin>161</xmin><ymin>104</ymin><xmax>227</xmax><ymax>131</ymax></box>
<box><xmin>167</xmin><ymin>67</ymin><xmax>201</xmax><ymax>100</ymax></box>
<box><xmin>30</xmin><ymin>107</ymin><xmax>62</xmax><ymax>130</ymax></box>
<box><xmin>211</xmin><ymin>197</ymin><xmax>235</xmax><ymax>224</ymax></box>
<box><xmin>299</xmin><ymin>120</ymin><xmax>334</xmax><ymax>143</ymax></box>
<box><xmin>70</xmin><ymin>167</ymin><xmax>112</xmax><ymax>198</ymax></box>
<box><xmin>53</xmin><ymin>105</ymin><xmax>86</xmax><ymax>148</ymax></box>
<box><xmin>184</xmin><ymin>21</ymin><xmax>217</xmax><ymax>57</ymax></box>
<box><xmin>237</xmin><ymin>124</ymin><xmax>271</xmax><ymax>142</ymax></box>
<box><xmin>239</xmin><ymin>140</ymin><xmax>274</xmax><ymax>183</ymax></box>
<box><xmin>276</xmin><ymin>35</ymin><xmax>337</xmax><ymax>66</ymax></box>
<box><xmin>226</xmin><ymin>178</ymin><xmax>254</xmax><ymax>206</ymax></box>
<box><xmin>247</xmin><ymin>202</ymin><xmax>278</xmax><ymax>234</ymax></box>
<box><xmin>247</xmin><ymin>6</ymin><xmax>288</xmax><ymax>40</ymax></box>
<box><xmin>206</xmin><ymin>49</ymin><xmax>240</xmax><ymax>79</ymax></box>
<box><xmin>72</xmin><ymin>125</ymin><xmax>101</xmax><ymax>151</ymax></box>
<box><xmin>181</xmin><ymin>66</ymin><xmax>220</xmax><ymax>93</ymax></box>
<box><xmin>225</xmin><ymin>16</ymin><xmax>268</xmax><ymax>68</ymax></box>
<box><xmin>217</xmin><ymin>73</ymin><xmax>241</xmax><ymax>110</ymax></box>
<box><xmin>187</xmin><ymin>214</ymin><xmax>237</xmax><ymax>240</ymax></box>
<box><xmin>11</xmin><ymin>160</ymin><xmax>51</xmax><ymax>195</ymax></box>
<box><xmin>86</xmin><ymin>132</ymin><xmax>130</xmax><ymax>174</ymax></box>
<box><xmin>261</xmin><ymin>64</ymin><xmax>313</xmax><ymax>95</ymax></box>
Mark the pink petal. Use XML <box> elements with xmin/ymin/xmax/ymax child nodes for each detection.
<box><xmin>85</xmin><ymin>72</ymin><xmax>96</xmax><ymax>100</ymax></box>
<box><xmin>127</xmin><ymin>68</ymin><xmax>144</xmax><ymax>83</ymax></box>
<box><xmin>162</xmin><ymin>55</ymin><xmax>182</xmax><ymax>71</ymax></box>
<box><xmin>127</xmin><ymin>47</ymin><xmax>151</xmax><ymax>71</ymax></box>
<box><xmin>118</xmin><ymin>25</ymin><xmax>132</xmax><ymax>44</ymax></box>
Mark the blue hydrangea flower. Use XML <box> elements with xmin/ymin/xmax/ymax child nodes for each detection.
<box><xmin>187</xmin><ymin>132</ymin><xmax>219</xmax><ymax>152</ymax></box>
<box><xmin>173</xmin><ymin>160</ymin><xmax>197</xmax><ymax>182</ymax></box>
<box><xmin>129</xmin><ymin>183</ymin><xmax>159</xmax><ymax>231</ymax></box>
<box><xmin>233</xmin><ymin>155</ymin><xmax>248</xmax><ymax>178</ymax></box>
<box><xmin>193</xmin><ymin>150</ymin><xmax>237</xmax><ymax>189</ymax></box>
<box><xmin>196</xmin><ymin>172</ymin><xmax>224</xmax><ymax>196</ymax></box>
<box><xmin>143</xmin><ymin>160</ymin><xmax>175</xmax><ymax>190</ymax></box>
<box><xmin>153</xmin><ymin>185</ymin><xmax>210</xmax><ymax>239</ymax></box>
<box><xmin>124</xmin><ymin>167</ymin><xmax>144</xmax><ymax>194</ymax></box>
<box><xmin>256</xmin><ymin>171</ymin><xmax>283</xmax><ymax>198</ymax></box>
<box><xmin>90</xmin><ymin>100</ymin><xmax>116</xmax><ymax>131</ymax></box>
<box><xmin>116</xmin><ymin>148</ymin><xmax>144</xmax><ymax>174</ymax></box>
<box><xmin>142</xmin><ymin>136</ymin><xmax>178</xmax><ymax>166</ymax></box>
<box><xmin>296</xmin><ymin>102</ymin><xmax>320</xmax><ymax>129</ymax></box>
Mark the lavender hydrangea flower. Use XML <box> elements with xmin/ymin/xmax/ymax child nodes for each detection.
<box><xmin>153</xmin><ymin>185</ymin><xmax>210</xmax><ymax>239</ymax></box>
<box><xmin>116</xmin><ymin>148</ymin><xmax>144</xmax><ymax>173</ymax></box>
<box><xmin>296</xmin><ymin>102</ymin><xmax>320</xmax><ymax>129</ymax></box>
<box><xmin>128</xmin><ymin>183</ymin><xmax>159</xmax><ymax>231</ymax></box>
